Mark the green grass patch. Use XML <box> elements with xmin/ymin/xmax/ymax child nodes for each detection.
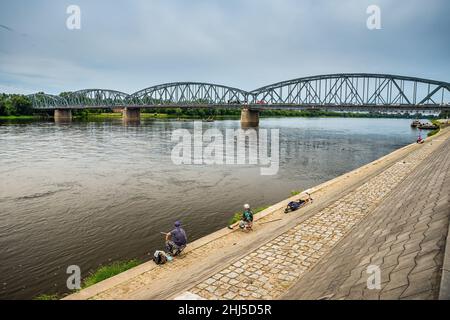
<box><xmin>0</xmin><ymin>115</ymin><xmax>40</xmax><ymax>120</ymax></box>
<box><xmin>428</xmin><ymin>120</ymin><xmax>441</xmax><ymax>137</ymax></box>
<box><xmin>431</xmin><ymin>119</ymin><xmax>441</xmax><ymax>127</ymax></box>
<box><xmin>228</xmin><ymin>206</ymin><xmax>269</xmax><ymax>225</ymax></box>
<box><xmin>290</xmin><ymin>190</ymin><xmax>302</xmax><ymax>196</ymax></box>
<box><xmin>68</xmin><ymin>112</ymin><xmax>242</xmax><ymax>121</ymax></box>
<box><xmin>33</xmin><ymin>294</ymin><xmax>61</xmax><ymax>300</ymax></box>
<box><xmin>85</xmin><ymin>113</ymin><xmax>122</xmax><ymax>118</ymax></box>
<box><xmin>82</xmin><ymin>259</ymin><xmax>141</xmax><ymax>289</ymax></box>
<box><xmin>142</xmin><ymin>113</ymin><xmax>240</xmax><ymax>120</ymax></box>
<box><xmin>32</xmin><ymin>259</ymin><xmax>142</xmax><ymax>300</ymax></box>
<box><xmin>80</xmin><ymin>113</ymin><xmax>170</xmax><ymax>120</ymax></box>
<box><xmin>427</xmin><ymin>128</ymin><xmax>440</xmax><ymax>137</ymax></box>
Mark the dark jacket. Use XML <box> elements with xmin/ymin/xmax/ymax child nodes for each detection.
<box><xmin>170</xmin><ymin>227</ymin><xmax>187</xmax><ymax>246</ymax></box>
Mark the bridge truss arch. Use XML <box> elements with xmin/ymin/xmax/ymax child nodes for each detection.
<box><xmin>64</xmin><ymin>89</ymin><xmax>130</xmax><ymax>108</ymax></box>
<box><xmin>251</xmin><ymin>73</ymin><xmax>450</xmax><ymax>108</ymax></box>
<box><xmin>27</xmin><ymin>93</ymin><xmax>70</xmax><ymax>109</ymax></box>
<box><xmin>127</xmin><ymin>82</ymin><xmax>251</xmax><ymax>107</ymax></box>
<box><xmin>28</xmin><ymin>74</ymin><xmax>450</xmax><ymax>111</ymax></box>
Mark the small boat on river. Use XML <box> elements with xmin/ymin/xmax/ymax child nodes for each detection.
<box><xmin>411</xmin><ymin>120</ymin><xmax>421</xmax><ymax>128</ymax></box>
<box><xmin>411</xmin><ymin>120</ymin><xmax>438</xmax><ymax>130</ymax></box>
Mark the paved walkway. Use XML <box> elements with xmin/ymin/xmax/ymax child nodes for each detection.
<box><xmin>189</xmin><ymin>130</ymin><xmax>450</xmax><ymax>300</ymax></box>
<box><xmin>283</xmin><ymin>134</ymin><xmax>450</xmax><ymax>300</ymax></box>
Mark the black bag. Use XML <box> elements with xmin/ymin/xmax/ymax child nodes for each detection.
<box><xmin>153</xmin><ymin>251</ymin><xmax>168</xmax><ymax>265</ymax></box>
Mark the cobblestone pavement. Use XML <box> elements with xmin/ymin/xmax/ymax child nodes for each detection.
<box><xmin>189</xmin><ymin>134</ymin><xmax>450</xmax><ymax>300</ymax></box>
<box><xmin>283</xmin><ymin>136</ymin><xmax>450</xmax><ymax>300</ymax></box>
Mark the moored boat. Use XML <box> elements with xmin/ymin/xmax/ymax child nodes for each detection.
<box><xmin>411</xmin><ymin>120</ymin><xmax>421</xmax><ymax>128</ymax></box>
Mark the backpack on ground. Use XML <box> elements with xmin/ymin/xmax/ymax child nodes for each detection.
<box><xmin>288</xmin><ymin>201</ymin><xmax>301</xmax><ymax>211</ymax></box>
<box><xmin>153</xmin><ymin>250</ymin><xmax>168</xmax><ymax>265</ymax></box>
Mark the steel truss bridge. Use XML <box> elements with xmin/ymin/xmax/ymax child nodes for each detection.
<box><xmin>29</xmin><ymin>74</ymin><xmax>450</xmax><ymax>112</ymax></box>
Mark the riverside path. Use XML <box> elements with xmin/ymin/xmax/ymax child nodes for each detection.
<box><xmin>65</xmin><ymin>128</ymin><xmax>450</xmax><ymax>300</ymax></box>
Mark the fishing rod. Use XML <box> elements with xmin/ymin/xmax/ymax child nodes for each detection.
<box><xmin>227</xmin><ymin>218</ymin><xmax>283</xmax><ymax>230</ymax></box>
<box><xmin>259</xmin><ymin>218</ymin><xmax>283</xmax><ymax>225</ymax></box>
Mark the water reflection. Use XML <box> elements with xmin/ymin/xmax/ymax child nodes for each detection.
<box><xmin>122</xmin><ymin>119</ymin><xmax>141</xmax><ymax>126</ymax></box>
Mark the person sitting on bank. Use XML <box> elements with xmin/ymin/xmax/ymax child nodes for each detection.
<box><xmin>165</xmin><ymin>221</ymin><xmax>187</xmax><ymax>256</ymax></box>
<box><xmin>239</xmin><ymin>204</ymin><xmax>254</xmax><ymax>231</ymax></box>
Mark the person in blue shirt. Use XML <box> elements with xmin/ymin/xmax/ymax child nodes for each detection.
<box><xmin>165</xmin><ymin>221</ymin><xmax>187</xmax><ymax>256</ymax></box>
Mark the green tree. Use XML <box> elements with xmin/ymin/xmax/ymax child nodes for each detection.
<box><xmin>175</xmin><ymin>108</ymin><xmax>183</xmax><ymax>116</ymax></box>
<box><xmin>11</xmin><ymin>95</ymin><xmax>33</xmax><ymax>115</ymax></box>
<box><xmin>0</xmin><ymin>96</ymin><xmax>15</xmax><ymax>115</ymax></box>
<box><xmin>0</xmin><ymin>94</ymin><xmax>6</xmax><ymax>115</ymax></box>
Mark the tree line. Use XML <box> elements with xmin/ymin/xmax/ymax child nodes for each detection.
<box><xmin>0</xmin><ymin>94</ymin><xmax>34</xmax><ymax>116</ymax></box>
<box><xmin>142</xmin><ymin>107</ymin><xmax>442</xmax><ymax>119</ymax></box>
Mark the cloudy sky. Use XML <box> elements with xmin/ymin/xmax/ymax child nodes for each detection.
<box><xmin>0</xmin><ymin>0</ymin><xmax>449</xmax><ymax>95</ymax></box>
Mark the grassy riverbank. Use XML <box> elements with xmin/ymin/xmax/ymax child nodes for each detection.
<box><xmin>427</xmin><ymin>120</ymin><xmax>442</xmax><ymax>137</ymax></box>
<box><xmin>83</xmin><ymin>112</ymin><xmax>241</xmax><ymax>120</ymax></box>
<box><xmin>81</xmin><ymin>259</ymin><xmax>141</xmax><ymax>288</ymax></box>
<box><xmin>33</xmin><ymin>259</ymin><xmax>141</xmax><ymax>300</ymax></box>
<box><xmin>84</xmin><ymin>110</ymin><xmax>442</xmax><ymax>120</ymax></box>
<box><xmin>1</xmin><ymin>109</ymin><xmax>446</xmax><ymax>122</ymax></box>
<box><xmin>0</xmin><ymin>115</ymin><xmax>42</xmax><ymax>120</ymax></box>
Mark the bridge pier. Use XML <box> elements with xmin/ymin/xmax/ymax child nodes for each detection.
<box><xmin>241</xmin><ymin>108</ymin><xmax>259</xmax><ymax>128</ymax></box>
<box><xmin>54</xmin><ymin>109</ymin><xmax>72</xmax><ymax>122</ymax></box>
<box><xmin>122</xmin><ymin>107</ymin><xmax>141</xmax><ymax>121</ymax></box>
<box><xmin>112</xmin><ymin>107</ymin><xmax>124</xmax><ymax>113</ymax></box>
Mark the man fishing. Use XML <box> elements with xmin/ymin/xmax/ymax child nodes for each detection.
<box><xmin>165</xmin><ymin>221</ymin><xmax>187</xmax><ymax>256</ymax></box>
<box><xmin>239</xmin><ymin>204</ymin><xmax>254</xmax><ymax>231</ymax></box>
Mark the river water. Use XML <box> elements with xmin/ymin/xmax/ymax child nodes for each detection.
<box><xmin>0</xmin><ymin>117</ymin><xmax>421</xmax><ymax>299</ymax></box>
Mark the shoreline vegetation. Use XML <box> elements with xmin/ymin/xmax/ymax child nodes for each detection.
<box><xmin>428</xmin><ymin>120</ymin><xmax>441</xmax><ymax>137</ymax></box>
<box><xmin>81</xmin><ymin>259</ymin><xmax>141</xmax><ymax>289</ymax></box>
<box><xmin>34</xmin><ymin>259</ymin><xmax>141</xmax><ymax>300</ymax></box>
<box><xmin>427</xmin><ymin>119</ymin><xmax>450</xmax><ymax>137</ymax></box>
<box><xmin>0</xmin><ymin>110</ymin><xmax>447</xmax><ymax>122</ymax></box>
